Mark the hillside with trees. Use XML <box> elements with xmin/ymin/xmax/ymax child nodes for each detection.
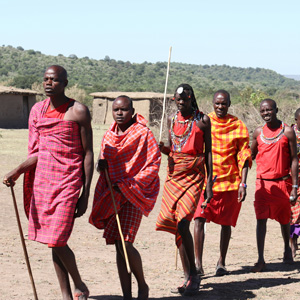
<box><xmin>1</xmin><ymin>45</ymin><xmax>300</xmax><ymax>103</ymax></box>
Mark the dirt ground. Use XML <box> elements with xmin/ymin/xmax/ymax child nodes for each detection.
<box><xmin>1</xmin><ymin>127</ymin><xmax>300</xmax><ymax>300</ymax></box>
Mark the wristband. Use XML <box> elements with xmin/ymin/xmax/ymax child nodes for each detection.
<box><xmin>240</xmin><ymin>183</ymin><xmax>247</xmax><ymax>188</ymax></box>
<box><xmin>292</xmin><ymin>185</ymin><xmax>298</xmax><ymax>188</ymax></box>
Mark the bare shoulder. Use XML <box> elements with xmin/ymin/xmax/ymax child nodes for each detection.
<box><xmin>284</xmin><ymin>124</ymin><xmax>295</xmax><ymax>139</ymax></box>
<box><xmin>196</xmin><ymin>113</ymin><xmax>211</xmax><ymax>130</ymax></box>
<box><xmin>71</xmin><ymin>101</ymin><xmax>92</xmax><ymax>125</ymax></box>
<box><xmin>253</xmin><ymin>126</ymin><xmax>262</xmax><ymax>138</ymax></box>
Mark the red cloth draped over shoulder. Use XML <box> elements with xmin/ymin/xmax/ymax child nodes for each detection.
<box><xmin>23</xmin><ymin>98</ymin><xmax>83</xmax><ymax>247</ymax></box>
<box><xmin>256</xmin><ymin>124</ymin><xmax>290</xmax><ymax>179</ymax></box>
<box><xmin>89</xmin><ymin>114</ymin><xmax>161</xmax><ymax>230</ymax></box>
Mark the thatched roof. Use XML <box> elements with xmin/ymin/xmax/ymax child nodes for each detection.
<box><xmin>0</xmin><ymin>85</ymin><xmax>41</xmax><ymax>96</ymax></box>
<box><xmin>90</xmin><ymin>91</ymin><xmax>173</xmax><ymax>100</ymax></box>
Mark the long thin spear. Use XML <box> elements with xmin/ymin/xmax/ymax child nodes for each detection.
<box><xmin>10</xmin><ymin>186</ymin><xmax>38</xmax><ymax>300</ymax></box>
<box><xmin>159</xmin><ymin>46</ymin><xmax>172</xmax><ymax>142</ymax></box>
<box><xmin>104</xmin><ymin>169</ymin><xmax>131</xmax><ymax>274</ymax></box>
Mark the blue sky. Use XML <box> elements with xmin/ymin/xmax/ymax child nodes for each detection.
<box><xmin>1</xmin><ymin>0</ymin><xmax>299</xmax><ymax>75</ymax></box>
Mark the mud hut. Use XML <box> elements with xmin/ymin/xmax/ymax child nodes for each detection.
<box><xmin>91</xmin><ymin>92</ymin><xmax>174</xmax><ymax>126</ymax></box>
<box><xmin>0</xmin><ymin>86</ymin><xmax>40</xmax><ymax>128</ymax></box>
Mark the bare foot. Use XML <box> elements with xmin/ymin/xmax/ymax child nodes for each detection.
<box><xmin>251</xmin><ymin>261</ymin><xmax>266</xmax><ymax>273</ymax></box>
<box><xmin>137</xmin><ymin>283</ymin><xmax>149</xmax><ymax>300</ymax></box>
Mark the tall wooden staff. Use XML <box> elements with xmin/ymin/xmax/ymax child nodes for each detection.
<box><xmin>10</xmin><ymin>186</ymin><xmax>38</xmax><ymax>300</ymax></box>
<box><xmin>159</xmin><ymin>46</ymin><xmax>172</xmax><ymax>142</ymax></box>
<box><xmin>104</xmin><ymin>169</ymin><xmax>131</xmax><ymax>274</ymax></box>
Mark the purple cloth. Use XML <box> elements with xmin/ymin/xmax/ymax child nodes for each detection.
<box><xmin>290</xmin><ymin>224</ymin><xmax>300</xmax><ymax>238</ymax></box>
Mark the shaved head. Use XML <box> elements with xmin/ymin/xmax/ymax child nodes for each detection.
<box><xmin>45</xmin><ymin>65</ymin><xmax>68</xmax><ymax>80</ymax></box>
<box><xmin>260</xmin><ymin>98</ymin><xmax>277</xmax><ymax>109</ymax></box>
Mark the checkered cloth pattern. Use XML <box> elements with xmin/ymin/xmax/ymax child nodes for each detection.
<box><xmin>103</xmin><ymin>201</ymin><xmax>143</xmax><ymax>244</ymax></box>
<box><xmin>23</xmin><ymin>99</ymin><xmax>84</xmax><ymax>247</ymax></box>
<box><xmin>208</xmin><ymin>112</ymin><xmax>252</xmax><ymax>192</ymax></box>
<box><xmin>89</xmin><ymin>114</ymin><xmax>161</xmax><ymax>234</ymax></box>
<box><xmin>290</xmin><ymin>125</ymin><xmax>300</xmax><ymax>225</ymax></box>
<box><xmin>156</xmin><ymin>152</ymin><xmax>205</xmax><ymax>246</ymax></box>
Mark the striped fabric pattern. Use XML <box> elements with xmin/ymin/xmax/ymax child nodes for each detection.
<box><xmin>23</xmin><ymin>99</ymin><xmax>84</xmax><ymax>247</ymax></box>
<box><xmin>156</xmin><ymin>152</ymin><xmax>205</xmax><ymax>244</ymax></box>
<box><xmin>89</xmin><ymin>114</ymin><xmax>161</xmax><ymax>231</ymax></box>
<box><xmin>208</xmin><ymin>111</ymin><xmax>252</xmax><ymax>192</ymax></box>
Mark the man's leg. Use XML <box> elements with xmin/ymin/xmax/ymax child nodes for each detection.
<box><xmin>178</xmin><ymin>243</ymin><xmax>190</xmax><ymax>282</ymax></box>
<box><xmin>194</xmin><ymin>217</ymin><xmax>206</xmax><ymax>275</ymax></box>
<box><xmin>115</xmin><ymin>242</ymin><xmax>133</xmax><ymax>300</ymax></box>
<box><xmin>52</xmin><ymin>250</ymin><xmax>72</xmax><ymax>300</ymax></box>
<box><xmin>177</xmin><ymin>219</ymin><xmax>200</xmax><ymax>296</ymax></box>
<box><xmin>116</xmin><ymin>240</ymin><xmax>149</xmax><ymax>300</ymax></box>
<box><xmin>217</xmin><ymin>225</ymin><xmax>231</xmax><ymax>268</ymax></box>
<box><xmin>251</xmin><ymin>219</ymin><xmax>267</xmax><ymax>272</ymax></box>
<box><xmin>281</xmin><ymin>223</ymin><xmax>294</xmax><ymax>263</ymax></box>
<box><xmin>52</xmin><ymin>245</ymin><xmax>88</xmax><ymax>299</ymax></box>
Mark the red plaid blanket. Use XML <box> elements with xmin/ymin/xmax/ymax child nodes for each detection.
<box><xmin>89</xmin><ymin>114</ymin><xmax>161</xmax><ymax>230</ymax></box>
<box><xmin>23</xmin><ymin>99</ymin><xmax>84</xmax><ymax>246</ymax></box>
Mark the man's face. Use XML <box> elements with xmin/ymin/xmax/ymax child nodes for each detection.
<box><xmin>174</xmin><ymin>90</ymin><xmax>192</xmax><ymax>114</ymax></box>
<box><xmin>260</xmin><ymin>101</ymin><xmax>277</xmax><ymax>123</ymax></box>
<box><xmin>43</xmin><ymin>67</ymin><xmax>67</xmax><ymax>97</ymax></box>
<box><xmin>112</xmin><ymin>97</ymin><xmax>133</xmax><ymax>125</ymax></box>
<box><xmin>213</xmin><ymin>93</ymin><xmax>230</xmax><ymax>118</ymax></box>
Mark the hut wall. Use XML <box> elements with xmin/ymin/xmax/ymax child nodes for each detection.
<box><xmin>92</xmin><ymin>98</ymin><xmax>108</xmax><ymax>125</ymax></box>
<box><xmin>0</xmin><ymin>94</ymin><xmax>36</xmax><ymax>128</ymax></box>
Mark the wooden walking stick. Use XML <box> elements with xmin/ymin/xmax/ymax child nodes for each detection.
<box><xmin>10</xmin><ymin>186</ymin><xmax>38</xmax><ymax>300</ymax></box>
<box><xmin>104</xmin><ymin>169</ymin><xmax>131</xmax><ymax>274</ymax></box>
<box><xmin>159</xmin><ymin>46</ymin><xmax>172</xmax><ymax>142</ymax></box>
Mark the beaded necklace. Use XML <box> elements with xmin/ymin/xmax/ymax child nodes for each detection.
<box><xmin>260</xmin><ymin>121</ymin><xmax>285</xmax><ymax>145</ymax></box>
<box><xmin>170</xmin><ymin>110</ymin><xmax>197</xmax><ymax>152</ymax></box>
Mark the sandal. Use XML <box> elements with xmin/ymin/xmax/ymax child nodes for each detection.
<box><xmin>170</xmin><ymin>280</ymin><xmax>188</xmax><ymax>294</ymax></box>
<box><xmin>183</xmin><ymin>275</ymin><xmax>201</xmax><ymax>296</ymax></box>
<box><xmin>74</xmin><ymin>289</ymin><xmax>90</xmax><ymax>300</ymax></box>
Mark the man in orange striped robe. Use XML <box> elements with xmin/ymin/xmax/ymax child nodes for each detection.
<box><xmin>193</xmin><ymin>90</ymin><xmax>252</xmax><ymax>277</ymax></box>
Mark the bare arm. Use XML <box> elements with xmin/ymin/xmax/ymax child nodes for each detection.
<box><xmin>238</xmin><ymin>160</ymin><xmax>249</xmax><ymax>202</ymax></box>
<box><xmin>3</xmin><ymin>156</ymin><xmax>38</xmax><ymax>187</ymax></box>
<box><xmin>251</xmin><ymin>127</ymin><xmax>261</xmax><ymax>161</ymax></box>
<box><xmin>159</xmin><ymin>115</ymin><xmax>172</xmax><ymax>156</ymax></box>
<box><xmin>73</xmin><ymin>102</ymin><xmax>94</xmax><ymax>217</ymax></box>
<box><xmin>197</xmin><ymin>115</ymin><xmax>213</xmax><ymax>202</ymax></box>
<box><xmin>285</xmin><ymin>126</ymin><xmax>299</xmax><ymax>203</ymax></box>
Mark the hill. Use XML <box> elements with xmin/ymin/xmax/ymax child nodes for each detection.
<box><xmin>0</xmin><ymin>45</ymin><xmax>300</xmax><ymax>104</ymax></box>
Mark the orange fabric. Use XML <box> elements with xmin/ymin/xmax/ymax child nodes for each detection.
<box><xmin>194</xmin><ymin>190</ymin><xmax>241</xmax><ymax>226</ymax></box>
<box><xmin>156</xmin><ymin>152</ymin><xmax>205</xmax><ymax>246</ymax></box>
<box><xmin>254</xmin><ymin>179</ymin><xmax>291</xmax><ymax>224</ymax></box>
<box><xmin>256</xmin><ymin>125</ymin><xmax>290</xmax><ymax>179</ymax></box>
<box><xmin>171</xmin><ymin>111</ymin><xmax>204</xmax><ymax>154</ymax></box>
<box><xmin>44</xmin><ymin>99</ymin><xmax>73</xmax><ymax>120</ymax></box>
<box><xmin>208</xmin><ymin>112</ymin><xmax>252</xmax><ymax>192</ymax></box>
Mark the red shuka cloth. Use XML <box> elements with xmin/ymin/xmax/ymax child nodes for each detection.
<box><xmin>23</xmin><ymin>98</ymin><xmax>84</xmax><ymax>247</ymax></box>
<box><xmin>254</xmin><ymin>124</ymin><xmax>291</xmax><ymax>224</ymax></box>
<box><xmin>89</xmin><ymin>114</ymin><xmax>161</xmax><ymax>235</ymax></box>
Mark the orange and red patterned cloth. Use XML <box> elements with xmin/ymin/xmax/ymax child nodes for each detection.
<box><xmin>194</xmin><ymin>111</ymin><xmax>252</xmax><ymax>226</ymax></box>
<box><xmin>24</xmin><ymin>98</ymin><xmax>83</xmax><ymax>247</ymax></box>
<box><xmin>156</xmin><ymin>111</ymin><xmax>206</xmax><ymax>245</ymax></box>
<box><xmin>89</xmin><ymin>114</ymin><xmax>161</xmax><ymax>244</ymax></box>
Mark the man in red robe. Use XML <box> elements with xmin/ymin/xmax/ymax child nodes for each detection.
<box><xmin>90</xmin><ymin>95</ymin><xmax>161</xmax><ymax>300</ymax></box>
<box><xmin>3</xmin><ymin>65</ymin><xmax>93</xmax><ymax>299</ymax></box>
<box><xmin>251</xmin><ymin>98</ymin><xmax>298</xmax><ymax>272</ymax></box>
